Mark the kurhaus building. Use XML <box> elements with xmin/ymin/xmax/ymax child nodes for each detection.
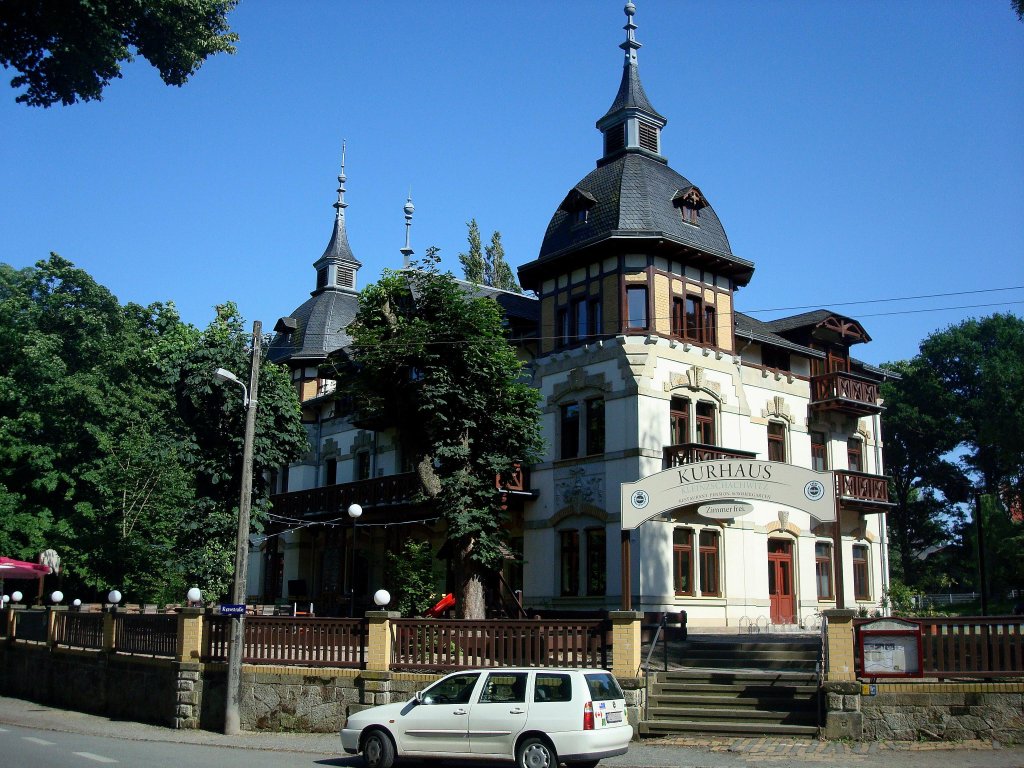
<box><xmin>255</xmin><ymin>4</ymin><xmax>893</xmax><ymax>628</ymax></box>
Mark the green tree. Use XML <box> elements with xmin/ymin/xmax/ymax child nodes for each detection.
<box><xmin>485</xmin><ymin>230</ymin><xmax>521</xmax><ymax>294</ymax></box>
<box><xmin>458</xmin><ymin>219</ymin><xmax>486</xmax><ymax>285</ymax></box>
<box><xmin>459</xmin><ymin>219</ymin><xmax>522</xmax><ymax>294</ymax></box>
<box><xmin>0</xmin><ymin>256</ymin><xmax>307</xmax><ymax>603</ymax></box>
<box><xmin>346</xmin><ymin>250</ymin><xmax>543</xmax><ymax>618</ymax></box>
<box><xmin>175</xmin><ymin>303</ymin><xmax>308</xmax><ymax>599</ymax></box>
<box><xmin>882</xmin><ymin>313</ymin><xmax>1024</xmax><ymax>593</ymax></box>
<box><xmin>384</xmin><ymin>539</ymin><xmax>439</xmax><ymax>617</ymax></box>
<box><xmin>0</xmin><ymin>0</ymin><xmax>238</xmax><ymax>107</ymax></box>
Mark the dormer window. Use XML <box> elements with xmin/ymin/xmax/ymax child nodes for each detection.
<box><xmin>673</xmin><ymin>186</ymin><xmax>708</xmax><ymax>227</ymax></box>
<box><xmin>559</xmin><ymin>187</ymin><xmax>597</xmax><ymax>229</ymax></box>
<box><xmin>574</xmin><ymin>209</ymin><xmax>589</xmax><ymax>225</ymax></box>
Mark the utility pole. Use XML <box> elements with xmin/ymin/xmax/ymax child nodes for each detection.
<box><xmin>224</xmin><ymin>321</ymin><xmax>262</xmax><ymax>736</ymax></box>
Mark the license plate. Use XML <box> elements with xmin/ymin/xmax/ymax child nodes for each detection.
<box><xmin>606</xmin><ymin>711</ymin><xmax>622</xmax><ymax>723</ymax></box>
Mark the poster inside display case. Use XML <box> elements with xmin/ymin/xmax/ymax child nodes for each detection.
<box><xmin>858</xmin><ymin>618</ymin><xmax>923</xmax><ymax>678</ymax></box>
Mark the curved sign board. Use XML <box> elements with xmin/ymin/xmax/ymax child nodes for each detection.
<box><xmin>698</xmin><ymin>501</ymin><xmax>754</xmax><ymax>520</ymax></box>
<box><xmin>621</xmin><ymin>460</ymin><xmax>835</xmax><ymax>530</ymax></box>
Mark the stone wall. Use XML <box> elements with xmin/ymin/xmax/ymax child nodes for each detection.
<box><xmin>824</xmin><ymin>680</ymin><xmax>1024</xmax><ymax>744</ymax></box>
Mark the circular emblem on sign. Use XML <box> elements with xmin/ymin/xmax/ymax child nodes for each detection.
<box><xmin>630</xmin><ymin>490</ymin><xmax>650</xmax><ymax>509</ymax></box>
<box><xmin>804</xmin><ymin>480</ymin><xmax>825</xmax><ymax>502</ymax></box>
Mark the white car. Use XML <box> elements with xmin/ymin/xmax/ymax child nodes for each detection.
<box><xmin>341</xmin><ymin>667</ymin><xmax>631</xmax><ymax>768</ymax></box>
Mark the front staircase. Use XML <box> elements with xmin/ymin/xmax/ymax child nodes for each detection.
<box><xmin>639</xmin><ymin>634</ymin><xmax>822</xmax><ymax>738</ymax></box>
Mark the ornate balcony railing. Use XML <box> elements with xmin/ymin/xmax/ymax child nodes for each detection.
<box><xmin>810</xmin><ymin>371</ymin><xmax>882</xmax><ymax>416</ymax></box>
<box><xmin>835</xmin><ymin>470</ymin><xmax>892</xmax><ymax>511</ymax></box>
<box><xmin>663</xmin><ymin>443</ymin><xmax>759</xmax><ymax>468</ymax></box>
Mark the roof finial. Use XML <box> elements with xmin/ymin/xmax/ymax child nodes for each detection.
<box><xmin>621</xmin><ymin>2</ymin><xmax>640</xmax><ymax>66</ymax></box>
<box><xmin>334</xmin><ymin>140</ymin><xmax>348</xmax><ymax>215</ymax></box>
<box><xmin>400</xmin><ymin>190</ymin><xmax>415</xmax><ymax>268</ymax></box>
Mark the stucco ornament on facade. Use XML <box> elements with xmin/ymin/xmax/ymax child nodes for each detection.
<box><xmin>762</xmin><ymin>395</ymin><xmax>794</xmax><ymax>424</ymax></box>
<box><xmin>557</xmin><ymin>466</ymin><xmax>605</xmax><ymax>514</ymax></box>
<box><xmin>666</xmin><ymin>366</ymin><xmax>724</xmax><ymax>402</ymax></box>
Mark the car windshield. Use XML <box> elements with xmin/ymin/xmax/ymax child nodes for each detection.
<box><xmin>584</xmin><ymin>672</ymin><xmax>623</xmax><ymax>701</ymax></box>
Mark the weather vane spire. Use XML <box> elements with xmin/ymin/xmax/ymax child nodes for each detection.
<box><xmin>400</xmin><ymin>190</ymin><xmax>415</xmax><ymax>268</ymax></box>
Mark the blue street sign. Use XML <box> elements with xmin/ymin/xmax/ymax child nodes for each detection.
<box><xmin>220</xmin><ymin>604</ymin><xmax>246</xmax><ymax>616</ymax></box>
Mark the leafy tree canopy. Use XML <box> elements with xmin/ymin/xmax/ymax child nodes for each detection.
<box><xmin>881</xmin><ymin>313</ymin><xmax>1024</xmax><ymax>593</ymax></box>
<box><xmin>0</xmin><ymin>255</ymin><xmax>306</xmax><ymax>603</ymax></box>
<box><xmin>346</xmin><ymin>250</ymin><xmax>543</xmax><ymax>618</ymax></box>
<box><xmin>0</xmin><ymin>0</ymin><xmax>238</xmax><ymax>107</ymax></box>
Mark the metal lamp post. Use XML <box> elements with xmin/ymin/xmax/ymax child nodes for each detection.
<box><xmin>347</xmin><ymin>503</ymin><xmax>362</xmax><ymax>617</ymax></box>
<box><xmin>216</xmin><ymin>321</ymin><xmax>262</xmax><ymax>736</ymax></box>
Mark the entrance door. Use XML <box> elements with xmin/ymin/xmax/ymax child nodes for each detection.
<box><xmin>767</xmin><ymin>539</ymin><xmax>795</xmax><ymax>624</ymax></box>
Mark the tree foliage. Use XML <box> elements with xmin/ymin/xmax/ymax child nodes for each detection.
<box><xmin>881</xmin><ymin>313</ymin><xmax>1024</xmax><ymax>593</ymax></box>
<box><xmin>0</xmin><ymin>0</ymin><xmax>238</xmax><ymax>107</ymax></box>
<box><xmin>0</xmin><ymin>255</ymin><xmax>306</xmax><ymax>602</ymax></box>
<box><xmin>346</xmin><ymin>250</ymin><xmax>543</xmax><ymax>618</ymax></box>
<box><xmin>458</xmin><ymin>219</ymin><xmax>522</xmax><ymax>294</ymax></box>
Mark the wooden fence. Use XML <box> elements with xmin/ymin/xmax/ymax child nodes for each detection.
<box><xmin>12</xmin><ymin>609</ymin><xmax>47</xmax><ymax>642</ymax></box>
<box><xmin>390</xmin><ymin>618</ymin><xmax>611</xmax><ymax>671</ymax></box>
<box><xmin>54</xmin><ymin>611</ymin><xmax>104</xmax><ymax>650</ymax></box>
<box><xmin>204</xmin><ymin>616</ymin><xmax>366</xmax><ymax>668</ymax></box>
<box><xmin>113</xmin><ymin>614</ymin><xmax>177</xmax><ymax>657</ymax></box>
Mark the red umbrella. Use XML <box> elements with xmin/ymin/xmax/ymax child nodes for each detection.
<box><xmin>0</xmin><ymin>557</ymin><xmax>51</xmax><ymax>581</ymax></box>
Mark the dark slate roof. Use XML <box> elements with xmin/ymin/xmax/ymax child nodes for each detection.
<box><xmin>599</xmin><ymin>58</ymin><xmax>665</xmax><ymax>125</ymax></box>
<box><xmin>317</xmin><ymin>212</ymin><xmax>361</xmax><ymax>269</ymax></box>
<box><xmin>734</xmin><ymin>312</ymin><xmax>823</xmax><ymax>358</ymax></box>
<box><xmin>528</xmin><ymin>153</ymin><xmax>750</xmax><ymax>277</ymax></box>
<box><xmin>763</xmin><ymin>310</ymin><xmax>836</xmax><ymax>334</ymax></box>
<box><xmin>267</xmin><ymin>288</ymin><xmax>360</xmax><ymax>363</ymax></box>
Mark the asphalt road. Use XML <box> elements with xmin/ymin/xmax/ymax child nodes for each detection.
<box><xmin>1</xmin><ymin>695</ymin><xmax>1022</xmax><ymax>768</ymax></box>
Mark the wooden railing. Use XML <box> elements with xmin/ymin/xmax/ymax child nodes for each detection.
<box><xmin>810</xmin><ymin>371</ymin><xmax>881</xmax><ymax>415</ymax></box>
<box><xmin>835</xmin><ymin>470</ymin><xmax>891</xmax><ymax>507</ymax></box>
<box><xmin>390</xmin><ymin>618</ymin><xmax>610</xmax><ymax>672</ymax></box>
<box><xmin>662</xmin><ymin>443</ymin><xmax>759</xmax><ymax>468</ymax></box>
<box><xmin>204</xmin><ymin>615</ymin><xmax>367</xmax><ymax>668</ymax></box>
<box><xmin>54</xmin><ymin>611</ymin><xmax>104</xmax><ymax>649</ymax></box>
<box><xmin>855</xmin><ymin>617</ymin><xmax>1024</xmax><ymax>678</ymax></box>
<box><xmin>270</xmin><ymin>473</ymin><xmax>420</xmax><ymax>517</ymax></box>
<box><xmin>113</xmin><ymin>614</ymin><xmax>177</xmax><ymax>657</ymax></box>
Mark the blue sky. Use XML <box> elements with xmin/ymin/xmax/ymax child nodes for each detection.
<box><xmin>2</xmin><ymin>1</ymin><xmax>1021</xmax><ymax>366</ymax></box>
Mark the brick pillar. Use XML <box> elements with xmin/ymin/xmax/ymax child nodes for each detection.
<box><xmin>823</xmin><ymin>608</ymin><xmax>857</xmax><ymax>681</ymax></box>
<box><xmin>176</xmin><ymin>607</ymin><xmax>205</xmax><ymax>662</ymax></box>
<box><xmin>365</xmin><ymin>610</ymin><xmax>397</xmax><ymax>672</ymax></box>
<box><xmin>609</xmin><ymin>610</ymin><xmax>643</xmax><ymax>679</ymax></box>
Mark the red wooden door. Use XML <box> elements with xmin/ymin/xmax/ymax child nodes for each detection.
<box><xmin>768</xmin><ymin>539</ymin><xmax>795</xmax><ymax>624</ymax></box>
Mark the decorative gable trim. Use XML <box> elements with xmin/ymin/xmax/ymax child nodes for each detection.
<box><xmin>672</xmin><ymin>185</ymin><xmax>708</xmax><ymax>210</ymax></box>
<box><xmin>762</xmin><ymin>395</ymin><xmax>794</xmax><ymax>424</ymax></box>
<box><xmin>551</xmin><ymin>367</ymin><xmax>609</xmax><ymax>403</ymax></box>
<box><xmin>665</xmin><ymin>366</ymin><xmax>725</xmax><ymax>403</ymax></box>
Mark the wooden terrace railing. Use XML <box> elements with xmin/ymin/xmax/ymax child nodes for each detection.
<box><xmin>835</xmin><ymin>470</ymin><xmax>891</xmax><ymax>510</ymax></box>
<box><xmin>54</xmin><ymin>611</ymin><xmax>104</xmax><ymax>650</ymax></box>
<box><xmin>113</xmin><ymin>614</ymin><xmax>177</xmax><ymax>657</ymax></box>
<box><xmin>204</xmin><ymin>615</ymin><xmax>366</xmax><ymax>668</ymax></box>
<box><xmin>810</xmin><ymin>371</ymin><xmax>882</xmax><ymax>415</ymax></box>
<box><xmin>12</xmin><ymin>609</ymin><xmax>48</xmax><ymax>642</ymax></box>
<box><xmin>390</xmin><ymin>618</ymin><xmax>611</xmax><ymax>672</ymax></box>
<box><xmin>662</xmin><ymin>443</ymin><xmax>759</xmax><ymax>468</ymax></box>
<box><xmin>856</xmin><ymin>616</ymin><xmax>1024</xmax><ymax>679</ymax></box>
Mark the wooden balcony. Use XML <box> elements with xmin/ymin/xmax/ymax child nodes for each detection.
<box><xmin>663</xmin><ymin>443</ymin><xmax>759</xmax><ymax>469</ymax></box>
<box><xmin>810</xmin><ymin>371</ymin><xmax>883</xmax><ymax>416</ymax></box>
<box><xmin>270</xmin><ymin>473</ymin><xmax>420</xmax><ymax>518</ymax></box>
<box><xmin>835</xmin><ymin>470</ymin><xmax>892</xmax><ymax>513</ymax></box>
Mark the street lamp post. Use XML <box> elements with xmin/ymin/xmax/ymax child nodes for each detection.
<box><xmin>217</xmin><ymin>320</ymin><xmax>262</xmax><ymax>736</ymax></box>
<box><xmin>347</xmin><ymin>503</ymin><xmax>362</xmax><ymax>617</ymax></box>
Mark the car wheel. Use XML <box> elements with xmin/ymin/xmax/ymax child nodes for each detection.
<box><xmin>362</xmin><ymin>729</ymin><xmax>395</xmax><ymax>768</ymax></box>
<box><xmin>517</xmin><ymin>736</ymin><xmax>556</xmax><ymax>768</ymax></box>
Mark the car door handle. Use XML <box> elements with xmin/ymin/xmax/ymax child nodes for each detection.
<box><xmin>453</xmin><ymin>709</ymin><xmax>468</xmax><ymax>715</ymax></box>
<box><xmin>509</xmin><ymin>708</ymin><xmax>525</xmax><ymax>714</ymax></box>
